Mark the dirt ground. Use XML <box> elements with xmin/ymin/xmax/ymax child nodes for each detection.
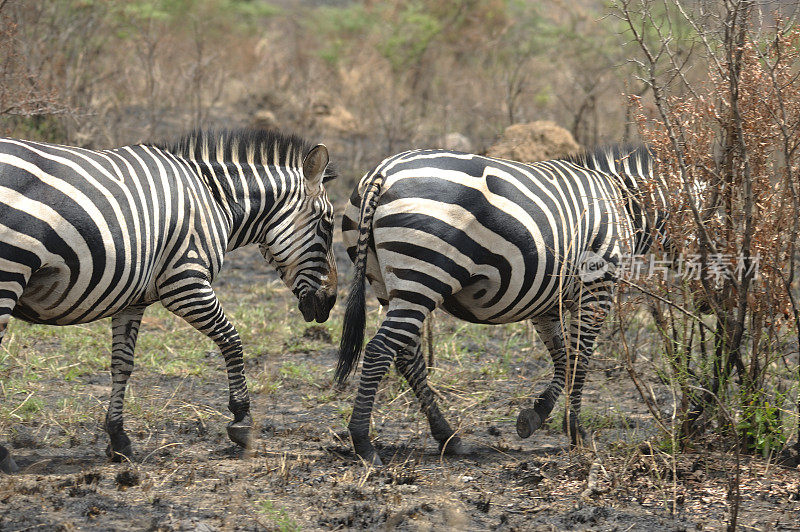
<box><xmin>1</xmin><ymin>242</ymin><xmax>799</xmax><ymax>531</ymax></box>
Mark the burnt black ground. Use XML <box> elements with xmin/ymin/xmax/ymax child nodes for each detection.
<box><xmin>1</xmin><ymin>240</ymin><xmax>799</xmax><ymax>531</ymax></box>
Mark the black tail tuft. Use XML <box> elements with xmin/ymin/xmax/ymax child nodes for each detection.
<box><xmin>335</xmin><ymin>173</ymin><xmax>384</xmax><ymax>386</ymax></box>
<box><xmin>335</xmin><ymin>266</ymin><xmax>367</xmax><ymax>385</ymax></box>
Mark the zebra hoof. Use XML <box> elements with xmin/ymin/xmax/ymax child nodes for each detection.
<box><xmin>105</xmin><ymin>433</ymin><xmax>133</xmax><ymax>462</ymax></box>
<box><xmin>226</xmin><ymin>414</ymin><xmax>253</xmax><ymax>449</ymax></box>
<box><xmin>357</xmin><ymin>449</ymin><xmax>383</xmax><ymax>467</ymax></box>
<box><xmin>105</xmin><ymin>445</ymin><xmax>132</xmax><ymax>463</ymax></box>
<box><xmin>352</xmin><ymin>441</ymin><xmax>383</xmax><ymax>466</ymax></box>
<box><xmin>516</xmin><ymin>408</ymin><xmax>543</xmax><ymax>439</ymax></box>
<box><xmin>563</xmin><ymin>413</ymin><xmax>587</xmax><ymax>448</ymax></box>
<box><xmin>567</xmin><ymin>429</ymin><xmax>586</xmax><ymax>449</ymax></box>
<box><xmin>0</xmin><ymin>446</ymin><xmax>19</xmax><ymax>474</ymax></box>
<box><xmin>439</xmin><ymin>436</ymin><xmax>471</xmax><ymax>457</ymax></box>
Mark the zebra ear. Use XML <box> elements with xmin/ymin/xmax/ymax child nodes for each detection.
<box><xmin>302</xmin><ymin>144</ymin><xmax>329</xmax><ymax>189</ymax></box>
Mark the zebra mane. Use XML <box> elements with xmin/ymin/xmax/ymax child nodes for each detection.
<box><xmin>157</xmin><ymin>128</ymin><xmax>332</xmax><ymax>175</ymax></box>
<box><xmin>559</xmin><ymin>144</ymin><xmax>653</xmax><ymax>180</ymax></box>
<box><xmin>561</xmin><ymin>144</ymin><xmax>653</xmax><ymax>178</ymax></box>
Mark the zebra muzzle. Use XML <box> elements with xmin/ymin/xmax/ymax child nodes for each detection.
<box><xmin>298</xmin><ymin>293</ymin><xmax>315</xmax><ymax>322</ymax></box>
<box><xmin>297</xmin><ymin>288</ymin><xmax>336</xmax><ymax>323</ymax></box>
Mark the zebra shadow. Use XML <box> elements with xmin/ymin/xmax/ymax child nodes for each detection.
<box><xmin>328</xmin><ymin>436</ymin><xmax>569</xmax><ymax>467</ymax></box>
<box><xmin>5</xmin><ymin>450</ymin><xmax>105</xmax><ymax>475</ymax></box>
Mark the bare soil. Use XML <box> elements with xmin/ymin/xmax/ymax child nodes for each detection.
<box><xmin>1</xmin><ymin>243</ymin><xmax>799</xmax><ymax>531</ymax></box>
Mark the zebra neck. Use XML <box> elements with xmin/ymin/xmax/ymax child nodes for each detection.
<box><xmin>194</xmin><ymin>160</ymin><xmax>279</xmax><ymax>251</ymax></box>
<box><xmin>621</xmin><ymin>193</ymin><xmax>657</xmax><ymax>255</ymax></box>
<box><xmin>600</xmin><ymin>171</ymin><xmax>654</xmax><ymax>255</ymax></box>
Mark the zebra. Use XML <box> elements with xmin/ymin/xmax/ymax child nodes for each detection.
<box><xmin>336</xmin><ymin>145</ymin><xmax>669</xmax><ymax>465</ymax></box>
<box><xmin>0</xmin><ymin>129</ymin><xmax>337</xmax><ymax>473</ymax></box>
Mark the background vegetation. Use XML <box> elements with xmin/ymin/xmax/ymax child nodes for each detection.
<box><xmin>0</xmin><ymin>0</ymin><xmax>666</xmax><ymax>188</ymax></box>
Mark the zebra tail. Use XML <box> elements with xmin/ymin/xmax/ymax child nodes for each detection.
<box><xmin>335</xmin><ymin>174</ymin><xmax>384</xmax><ymax>386</ymax></box>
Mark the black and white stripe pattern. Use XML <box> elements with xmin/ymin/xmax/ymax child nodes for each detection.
<box><xmin>337</xmin><ymin>145</ymin><xmax>667</xmax><ymax>465</ymax></box>
<box><xmin>0</xmin><ymin>129</ymin><xmax>337</xmax><ymax>472</ymax></box>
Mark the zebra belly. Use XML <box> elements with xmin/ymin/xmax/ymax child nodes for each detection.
<box><xmin>441</xmin><ymin>295</ymin><xmax>494</xmax><ymax>324</ymax></box>
<box><xmin>441</xmin><ymin>272</ymin><xmax>564</xmax><ymax>325</ymax></box>
<box><xmin>14</xmin><ymin>260</ymin><xmax>153</xmax><ymax>325</ymax></box>
<box><xmin>441</xmin><ymin>275</ymin><xmax>504</xmax><ymax>324</ymax></box>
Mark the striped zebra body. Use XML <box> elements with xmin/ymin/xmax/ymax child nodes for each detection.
<box><xmin>0</xmin><ymin>130</ymin><xmax>336</xmax><ymax>473</ymax></box>
<box><xmin>338</xmin><ymin>146</ymin><xmax>666</xmax><ymax>465</ymax></box>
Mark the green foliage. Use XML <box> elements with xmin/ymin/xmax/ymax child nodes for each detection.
<box><xmin>18</xmin><ymin>395</ymin><xmax>43</xmax><ymax>417</ymax></box>
<box><xmin>255</xmin><ymin>499</ymin><xmax>300</xmax><ymax>532</ymax></box>
<box><xmin>493</xmin><ymin>0</ymin><xmax>551</xmax><ymax>63</ymax></box>
<box><xmin>655</xmin><ymin>433</ymin><xmax>681</xmax><ymax>455</ymax></box>
<box><xmin>615</xmin><ymin>0</ymin><xmax>698</xmax><ymax>77</ymax></box>
<box><xmin>118</xmin><ymin>0</ymin><xmax>181</xmax><ymax>22</ymax></box>
<box><xmin>376</xmin><ymin>2</ymin><xmax>442</xmax><ymax>72</ymax></box>
<box><xmin>2</xmin><ymin>394</ymin><xmax>44</xmax><ymax>423</ymax></box>
<box><xmin>1</xmin><ymin>116</ymin><xmax>64</xmax><ymax>143</ymax></box>
<box><xmin>112</xmin><ymin>0</ymin><xmax>279</xmax><ymax>39</ymax></box>
<box><xmin>116</xmin><ymin>0</ymin><xmax>279</xmax><ymax>22</ymax></box>
<box><xmin>738</xmin><ymin>392</ymin><xmax>787</xmax><ymax>458</ymax></box>
<box><xmin>279</xmin><ymin>361</ymin><xmax>316</xmax><ymax>385</ymax></box>
<box><xmin>310</xmin><ymin>3</ymin><xmax>377</xmax><ymax>67</ymax></box>
<box><xmin>311</xmin><ymin>1</ymin><xmax>446</xmax><ymax>70</ymax></box>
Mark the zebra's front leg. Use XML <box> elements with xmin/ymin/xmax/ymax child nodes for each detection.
<box><xmin>105</xmin><ymin>306</ymin><xmax>146</xmax><ymax>461</ymax></box>
<box><xmin>562</xmin><ymin>350</ymin><xmax>590</xmax><ymax>448</ymax></box>
<box><xmin>395</xmin><ymin>345</ymin><xmax>468</xmax><ymax>457</ymax></box>
<box><xmin>161</xmin><ymin>283</ymin><xmax>252</xmax><ymax>448</ymax></box>
<box><xmin>0</xmin><ymin>290</ymin><xmax>22</xmax><ymax>473</ymax></box>
<box><xmin>562</xmin><ymin>298</ymin><xmax>609</xmax><ymax>447</ymax></box>
<box><xmin>517</xmin><ymin>314</ymin><xmax>567</xmax><ymax>439</ymax></box>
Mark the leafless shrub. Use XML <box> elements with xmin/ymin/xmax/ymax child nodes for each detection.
<box><xmin>615</xmin><ymin>4</ymin><xmax>800</xmax><ymax>524</ymax></box>
<box><xmin>0</xmin><ymin>2</ymin><xmax>67</xmax><ymax>135</ymax></box>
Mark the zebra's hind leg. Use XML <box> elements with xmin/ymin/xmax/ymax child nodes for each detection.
<box><xmin>395</xmin><ymin>345</ymin><xmax>469</xmax><ymax>457</ymax></box>
<box><xmin>517</xmin><ymin>314</ymin><xmax>567</xmax><ymax>439</ymax></box>
<box><xmin>348</xmin><ymin>307</ymin><xmax>433</xmax><ymax>466</ymax></box>
<box><xmin>0</xmin><ymin>308</ymin><xmax>19</xmax><ymax>470</ymax></box>
<box><xmin>161</xmin><ymin>282</ymin><xmax>252</xmax><ymax>449</ymax></box>
<box><xmin>348</xmin><ymin>333</ymin><xmax>394</xmax><ymax>466</ymax></box>
<box><xmin>105</xmin><ymin>305</ymin><xmax>146</xmax><ymax>461</ymax></box>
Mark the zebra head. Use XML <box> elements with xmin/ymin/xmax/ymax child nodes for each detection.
<box><xmin>259</xmin><ymin>144</ymin><xmax>337</xmax><ymax>323</ymax></box>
